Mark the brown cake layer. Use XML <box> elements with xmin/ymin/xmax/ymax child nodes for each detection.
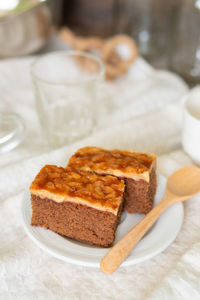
<box><xmin>124</xmin><ymin>167</ymin><xmax>157</xmax><ymax>213</ymax></box>
<box><xmin>31</xmin><ymin>194</ymin><xmax>124</xmax><ymax>247</ymax></box>
<box><xmin>67</xmin><ymin>147</ymin><xmax>157</xmax><ymax>214</ymax></box>
<box><xmin>30</xmin><ymin>165</ymin><xmax>125</xmax><ymax>247</ymax></box>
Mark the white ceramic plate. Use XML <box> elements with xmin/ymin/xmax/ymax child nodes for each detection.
<box><xmin>21</xmin><ymin>174</ymin><xmax>184</xmax><ymax>268</ymax></box>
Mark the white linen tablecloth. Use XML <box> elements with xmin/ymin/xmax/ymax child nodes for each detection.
<box><xmin>1</xmin><ymin>51</ymin><xmax>200</xmax><ymax>300</ymax></box>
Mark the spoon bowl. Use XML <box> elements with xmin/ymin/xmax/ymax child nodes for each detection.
<box><xmin>167</xmin><ymin>166</ymin><xmax>200</xmax><ymax>197</ymax></box>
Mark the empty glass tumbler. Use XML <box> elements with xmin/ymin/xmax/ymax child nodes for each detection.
<box><xmin>31</xmin><ymin>51</ymin><xmax>104</xmax><ymax>149</ymax></box>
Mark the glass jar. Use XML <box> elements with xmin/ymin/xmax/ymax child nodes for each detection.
<box><xmin>129</xmin><ymin>0</ymin><xmax>179</xmax><ymax>67</ymax></box>
<box><xmin>169</xmin><ymin>0</ymin><xmax>200</xmax><ymax>84</ymax></box>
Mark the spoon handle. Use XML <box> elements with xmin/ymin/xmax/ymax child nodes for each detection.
<box><xmin>100</xmin><ymin>194</ymin><xmax>171</xmax><ymax>274</ymax></box>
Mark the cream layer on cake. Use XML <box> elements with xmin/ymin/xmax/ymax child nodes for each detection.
<box><xmin>67</xmin><ymin>147</ymin><xmax>156</xmax><ymax>182</ymax></box>
<box><xmin>30</xmin><ymin>165</ymin><xmax>124</xmax><ymax>215</ymax></box>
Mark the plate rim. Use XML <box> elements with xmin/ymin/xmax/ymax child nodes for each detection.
<box><xmin>21</xmin><ymin>173</ymin><xmax>184</xmax><ymax>268</ymax></box>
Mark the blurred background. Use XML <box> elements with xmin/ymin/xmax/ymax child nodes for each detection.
<box><xmin>1</xmin><ymin>0</ymin><xmax>200</xmax><ymax>85</ymax></box>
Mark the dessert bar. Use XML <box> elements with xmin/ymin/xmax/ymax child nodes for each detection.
<box><xmin>68</xmin><ymin>147</ymin><xmax>157</xmax><ymax>214</ymax></box>
<box><xmin>30</xmin><ymin>165</ymin><xmax>125</xmax><ymax>247</ymax></box>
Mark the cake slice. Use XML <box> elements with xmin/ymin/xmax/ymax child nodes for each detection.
<box><xmin>67</xmin><ymin>147</ymin><xmax>157</xmax><ymax>214</ymax></box>
<box><xmin>30</xmin><ymin>165</ymin><xmax>125</xmax><ymax>247</ymax></box>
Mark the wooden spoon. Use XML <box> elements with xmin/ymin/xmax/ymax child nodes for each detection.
<box><xmin>100</xmin><ymin>166</ymin><xmax>200</xmax><ymax>274</ymax></box>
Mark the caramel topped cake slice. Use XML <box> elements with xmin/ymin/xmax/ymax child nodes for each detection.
<box><xmin>30</xmin><ymin>165</ymin><xmax>125</xmax><ymax>247</ymax></box>
<box><xmin>68</xmin><ymin>147</ymin><xmax>157</xmax><ymax>214</ymax></box>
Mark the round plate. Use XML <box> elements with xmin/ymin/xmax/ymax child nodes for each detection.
<box><xmin>21</xmin><ymin>174</ymin><xmax>184</xmax><ymax>268</ymax></box>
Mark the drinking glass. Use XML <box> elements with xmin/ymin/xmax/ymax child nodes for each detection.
<box><xmin>31</xmin><ymin>51</ymin><xmax>104</xmax><ymax>150</ymax></box>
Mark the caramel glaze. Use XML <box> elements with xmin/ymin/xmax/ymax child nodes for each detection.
<box><xmin>30</xmin><ymin>165</ymin><xmax>124</xmax><ymax>211</ymax></box>
<box><xmin>68</xmin><ymin>147</ymin><xmax>155</xmax><ymax>174</ymax></box>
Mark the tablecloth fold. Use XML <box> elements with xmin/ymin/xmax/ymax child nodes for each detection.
<box><xmin>1</xmin><ymin>55</ymin><xmax>200</xmax><ymax>300</ymax></box>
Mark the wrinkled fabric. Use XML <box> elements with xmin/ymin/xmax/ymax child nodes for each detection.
<box><xmin>1</xmin><ymin>55</ymin><xmax>200</xmax><ymax>300</ymax></box>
